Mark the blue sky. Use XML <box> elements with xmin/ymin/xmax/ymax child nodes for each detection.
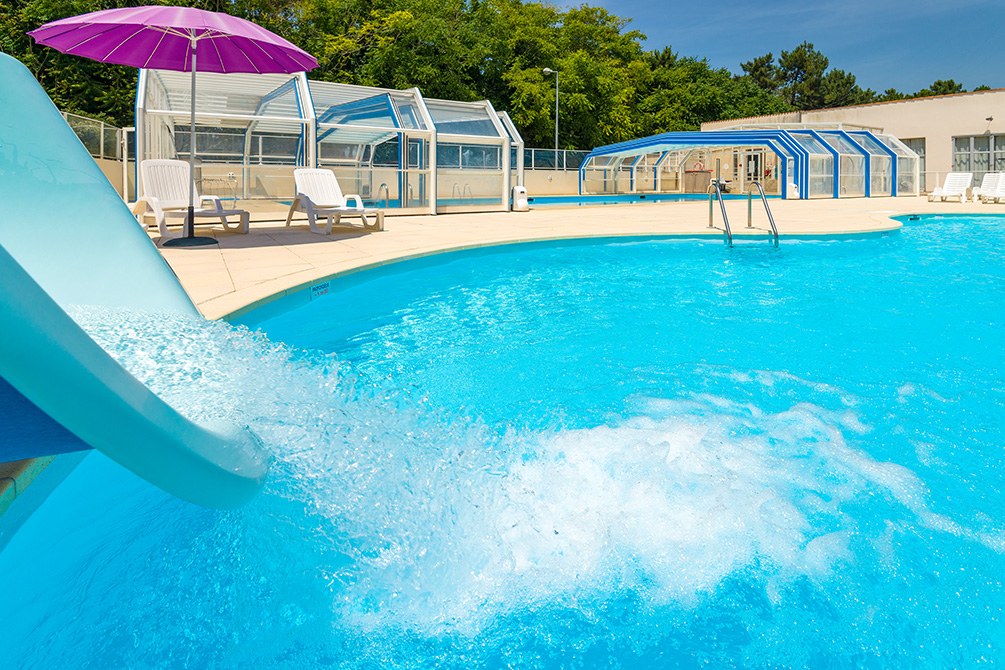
<box><xmin>575</xmin><ymin>0</ymin><xmax>1003</xmax><ymax>93</ymax></box>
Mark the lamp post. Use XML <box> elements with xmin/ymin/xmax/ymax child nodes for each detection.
<box><xmin>543</xmin><ymin>67</ymin><xmax>559</xmax><ymax>164</ymax></box>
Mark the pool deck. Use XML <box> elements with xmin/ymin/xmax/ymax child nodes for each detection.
<box><xmin>153</xmin><ymin>196</ymin><xmax>993</xmax><ymax>321</ymax></box>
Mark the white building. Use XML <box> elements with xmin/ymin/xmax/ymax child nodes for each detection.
<box><xmin>703</xmin><ymin>88</ymin><xmax>1005</xmax><ymax>191</ymax></box>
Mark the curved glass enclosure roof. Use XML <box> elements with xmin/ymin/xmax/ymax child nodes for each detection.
<box><xmin>582</xmin><ymin>126</ymin><xmax>919</xmax><ymax>199</ymax></box>
<box><xmin>136</xmin><ymin>69</ymin><xmax>522</xmax><ymax>214</ymax></box>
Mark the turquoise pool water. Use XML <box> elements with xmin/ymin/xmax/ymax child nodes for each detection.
<box><xmin>2</xmin><ymin>215</ymin><xmax>1003</xmax><ymax>667</ymax></box>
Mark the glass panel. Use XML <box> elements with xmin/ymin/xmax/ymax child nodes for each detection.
<box><xmin>566</xmin><ymin>150</ymin><xmax>589</xmax><ymax>169</ymax></box>
<box><xmin>309</xmin><ymin>81</ymin><xmax>428</xmax><ymax>131</ymax></box>
<box><xmin>437</xmin><ymin>171</ymin><xmax>503</xmax><ymax>206</ymax></box>
<box><xmin>408</xmin><ymin>139</ymin><xmax>424</xmax><ymax>169</ymax></box>
<box><xmin>103</xmin><ymin>128</ymin><xmax>119</xmax><ymax>160</ymax></box>
<box><xmin>317</xmin><ymin>126</ymin><xmax>401</xmax><ymax>168</ymax></box>
<box><xmin>974</xmin><ymin>136</ymin><xmax>990</xmax><ymax>152</ymax></box>
<box><xmin>425</xmin><ymin>99</ymin><xmax>501</xmax><ymax>137</ymax></box>
<box><xmin>318</xmin><ymin>142</ymin><xmax>361</xmax><ymax>163</ymax></box>
<box><xmin>995</xmin><ymin>152</ymin><xmax>1005</xmax><ymax>171</ymax></box>
<box><xmin>66</xmin><ymin>114</ymin><xmax>102</xmax><ymax>157</ymax></box>
<box><xmin>897</xmin><ymin>157</ymin><xmax>916</xmax><ymax>195</ymax></box>
<box><xmin>790</xmin><ymin>133</ymin><xmax>830</xmax><ymax>155</ymax></box>
<box><xmin>974</xmin><ymin>151</ymin><xmax>990</xmax><ymax>174</ymax></box>
<box><xmin>902</xmin><ymin>138</ymin><xmax>926</xmax><ymax>191</ymax></box>
<box><xmin>846</xmin><ymin>133</ymin><xmax>887</xmax><ymax>156</ymax></box>
<box><xmin>820</xmin><ymin>133</ymin><xmax>862</xmax><ymax>155</ymax></box>
<box><xmin>147</xmin><ymin>71</ymin><xmax>304</xmax><ymax>120</ymax></box>
<box><xmin>954</xmin><ymin>137</ymin><xmax>971</xmax><ymax>153</ymax></box>
<box><xmin>952</xmin><ymin>153</ymin><xmax>970</xmax><ymax>172</ymax></box>
<box><xmin>436</xmin><ymin>144</ymin><xmax>461</xmax><ymax>168</ymax></box>
<box><xmin>875</xmin><ymin>134</ymin><xmax>912</xmax><ymax>157</ymax></box>
<box><xmin>462</xmin><ymin>145</ymin><xmax>500</xmax><ymax>169</ymax></box>
<box><xmin>871</xmin><ymin>156</ymin><xmax>892</xmax><ymax>196</ymax></box>
<box><xmin>996</xmin><ymin>136</ymin><xmax>1005</xmax><ymax>153</ymax></box>
<box><xmin>808</xmin><ymin>155</ymin><xmax>833</xmax><ymax>197</ymax></box>
<box><xmin>533</xmin><ymin>150</ymin><xmax>557</xmax><ymax>169</ymax></box>
<box><xmin>837</xmin><ymin>154</ymin><xmax>866</xmax><ymax>197</ymax></box>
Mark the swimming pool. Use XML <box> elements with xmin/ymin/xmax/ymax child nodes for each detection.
<box><xmin>2</xmin><ymin>214</ymin><xmax>1003</xmax><ymax>667</ymax></box>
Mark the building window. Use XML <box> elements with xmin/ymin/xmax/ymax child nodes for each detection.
<box><xmin>903</xmin><ymin>138</ymin><xmax>926</xmax><ymax>191</ymax></box>
<box><xmin>953</xmin><ymin>135</ymin><xmax>1005</xmax><ymax>183</ymax></box>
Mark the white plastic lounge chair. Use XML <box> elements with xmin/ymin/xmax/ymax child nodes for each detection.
<box><xmin>927</xmin><ymin>172</ymin><xmax>972</xmax><ymax>202</ymax></box>
<box><xmin>993</xmin><ymin>175</ymin><xmax>1005</xmax><ymax>204</ymax></box>
<box><xmin>973</xmin><ymin>173</ymin><xmax>1003</xmax><ymax>203</ymax></box>
<box><xmin>132</xmin><ymin>159</ymin><xmax>249</xmax><ymax>238</ymax></box>
<box><xmin>286</xmin><ymin>168</ymin><xmax>384</xmax><ymax>234</ymax></box>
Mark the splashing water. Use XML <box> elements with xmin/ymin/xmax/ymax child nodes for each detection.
<box><xmin>3</xmin><ymin>217</ymin><xmax>1005</xmax><ymax>667</ymax></box>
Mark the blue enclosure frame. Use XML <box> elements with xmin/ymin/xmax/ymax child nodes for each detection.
<box><xmin>582</xmin><ymin>131</ymin><xmax>810</xmax><ymax>199</ymax></box>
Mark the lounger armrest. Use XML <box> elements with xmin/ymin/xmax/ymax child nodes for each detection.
<box><xmin>133</xmin><ymin>195</ymin><xmax>166</xmax><ymax>223</ymax></box>
<box><xmin>200</xmin><ymin>194</ymin><xmax>225</xmax><ymax>214</ymax></box>
<box><xmin>345</xmin><ymin>194</ymin><xmax>364</xmax><ymax>209</ymax></box>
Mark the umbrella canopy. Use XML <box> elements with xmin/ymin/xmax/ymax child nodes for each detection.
<box><xmin>27</xmin><ymin>5</ymin><xmax>317</xmax><ymax>74</ymax></box>
<box><xmin>30</xmin><ymin>5</ymin><xmax>317</xmax><ymax>246</ymax></box>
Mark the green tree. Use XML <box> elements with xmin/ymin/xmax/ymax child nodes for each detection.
<box><xmin>0</xmin><ymin>0</ymin><xmax>141</xmax><ymax>125</ymax></box>
<box><xmin>876</xmin><ymin>88</ymin><xmax>906</xmax><ymax>102</ymax></box>
<box><xmin>638</xmin><ymin>49</ymin><xmax>789</xmax><ymax>134</ymax></box>
<box><xmin>820</xmin><ymin>68</ymin><xmax>874</xmax><ymax>108</ymax></box>
<box><xmin>740</xmin><ymin>52</ymin><xmax>779</xmax><ymax>94</ymax></box>
<box><xmin>776</xmin><ymin>41</ymin><xmax>829</xmax><ymax>109</ymax></box>
<box><xmin>912</xmin><ymin>78</ymin><xmax>964</xmax><ymax>98</ymax></box>
<box><xmin>500</xmin><ymin>3</ymin><xmax>648</xmax><ymax>148</ymax></box>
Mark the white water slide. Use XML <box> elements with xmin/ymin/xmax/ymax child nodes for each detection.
<box><xmin>0</xmin><ymin>53</ymin><xmax>268</xmax><ymax>509</ymax></box>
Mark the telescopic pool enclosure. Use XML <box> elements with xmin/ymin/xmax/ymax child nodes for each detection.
<box><xmin>135</xmin><ymin>70</ymin><xmax>524</xmax><ymax>214</ymax></box>
<box><xmin>580</xmin><ymin>124</ymin><xmax>920</xmax><ymax>199</ymax></box>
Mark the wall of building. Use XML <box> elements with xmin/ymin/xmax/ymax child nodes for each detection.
<box><xmin>524</xmin><ymin>170</ymin><xmax>580</xmax><ymax>196</ymax></box>
<box><xmin>703</xmin><ymin>89</ymin><xmax>1005</xmax><ymax>188</ymax></box>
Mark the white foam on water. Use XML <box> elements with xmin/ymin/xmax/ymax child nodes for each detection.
<box><xmin>68</xmin><ymin>307</ymin><xmax>1003</xmax><ymax>642</ymax></box>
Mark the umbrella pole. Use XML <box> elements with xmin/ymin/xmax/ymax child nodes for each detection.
<box><xmin>164</xmin><ymin>35</ymin><xmax>217</xmax><ymax>248</ymax></box>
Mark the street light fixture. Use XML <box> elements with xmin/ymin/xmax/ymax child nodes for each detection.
<box><xmin>543</xmin><ymin>67</ymin><xmax>559</xmax><ymax>163</ymax></box>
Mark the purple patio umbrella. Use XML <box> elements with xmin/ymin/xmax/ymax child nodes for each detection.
<box><xmin>30</xmin><ymin>6</ymin><xmax>318</xmax><ymax>246</ymax></box>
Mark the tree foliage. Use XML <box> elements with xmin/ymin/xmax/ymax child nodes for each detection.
<box><xmin>743</xmin><ymin>43</ymin><xmax>983</xmax><ymax>110</ymax></box>
<box><xmin>0</xmin><ymin>0</ymin><xmax>992</xmax><ymax>147</ymax></box>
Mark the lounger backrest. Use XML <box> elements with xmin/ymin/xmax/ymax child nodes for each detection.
<box><xmin>141</xmin><ymin>159</ymin><xmax>196</xmax><ymax>209</ymax></box>
<box><xmin>941</xmin><ymin>172</ymin><xmax>973</xmax><ymax>194</ymax></box>
<box><xmin>977</xmin><ymin>173</ymin><xmax>1000</xmax><ymax>193</ymax></box>
<box><xmin>294</xmin><ymin>169</ymin><xmax>347</xmax><ymax>208</ymax></box>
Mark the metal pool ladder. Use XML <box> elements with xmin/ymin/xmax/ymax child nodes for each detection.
<box><xmin>746</xmin><ymin>181</ymin><xmax>779</xmax><ymax>244</ymax></box>
<box><xmin>707</xmin><ymin>179</ymin><xmax>733</xmax><ymax>245</ymax></box>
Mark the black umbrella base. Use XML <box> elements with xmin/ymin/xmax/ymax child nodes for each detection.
<box><xmin>163</xmin><ymin>236</ymin><xmax>218</xmax><ymax>247</ymax></box>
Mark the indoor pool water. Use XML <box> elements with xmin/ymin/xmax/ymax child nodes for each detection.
<box><xmin>2</xmin><ymin>215</ymin><xmax>1004</xmax><ymax>668</ymax></box>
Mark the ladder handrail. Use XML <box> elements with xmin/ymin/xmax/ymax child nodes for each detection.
<box><xmin>746</xmin><ymin>181</ymin><xmax>779</xmax><ymax>241</ymax></box>
<box><xmin>376</xmin><ymin>183</ymin><xmax>389</xmax><ymax>208</ymax></box>
<box><xmin>707</xmin><ymin>179</ymin><xmax>732</xmax><ymax>245</ymax></box>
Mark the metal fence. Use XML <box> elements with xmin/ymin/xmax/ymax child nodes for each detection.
<box><xmin>524</xmin><ymin>148</ymin><xmax>589</xmax><ymax>171</ymax></box>
<box><xmin>63</xmin><ymin>111</ymin><xmax>122</xmax><ymax>161</ymax></box>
